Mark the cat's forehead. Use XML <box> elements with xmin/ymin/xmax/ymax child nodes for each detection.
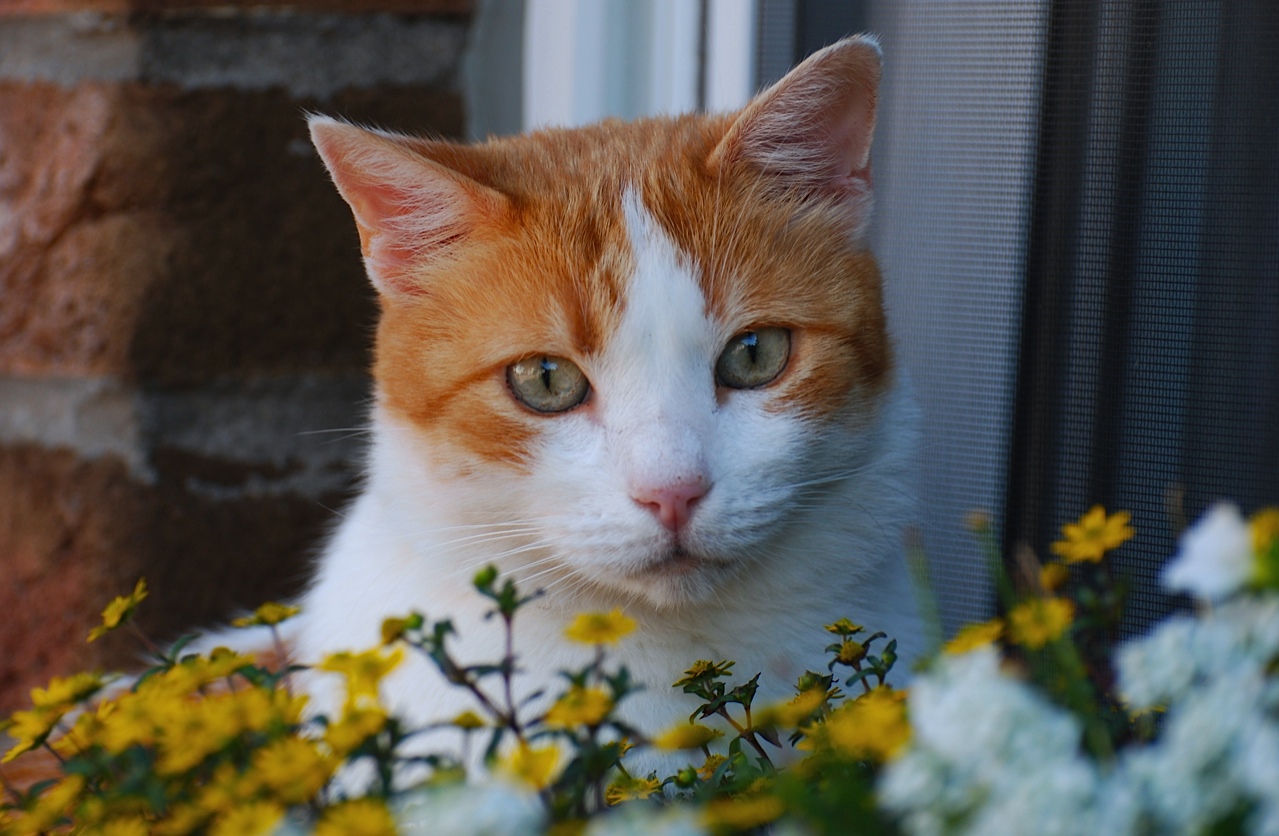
<box><xmin>431</xmin><ymin>116</ymin><xmax>884</xmax><ymax>341</ymax></box>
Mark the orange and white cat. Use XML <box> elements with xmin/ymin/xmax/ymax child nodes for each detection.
<box><xmin>293</xmin><ymin>35</ymin><xmax>921</xmax><ymax>758</ymax></box>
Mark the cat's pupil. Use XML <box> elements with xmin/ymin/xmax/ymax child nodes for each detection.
<box><xmin>743</xmin><ymin>332</ymin><xmax>759</xmax><ymax>364</ymax></box>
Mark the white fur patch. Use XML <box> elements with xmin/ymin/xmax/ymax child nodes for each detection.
<box><xmin>603</xmin><ymin>190</ymin><xmax>719</xmax><ymax>500</ymax></box>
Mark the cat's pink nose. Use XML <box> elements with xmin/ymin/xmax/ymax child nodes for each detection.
<box><xmin>632</xmin><ymin>479</ymin><xmax>709</xmax><ymax>533</ymax></box>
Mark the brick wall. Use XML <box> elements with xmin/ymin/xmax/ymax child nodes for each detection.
<box><xmin>0</xmin><ymin>0</ymin><xmax>471</xmax><ymax>710</ymax></box>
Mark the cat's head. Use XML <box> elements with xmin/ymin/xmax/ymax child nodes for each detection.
<box><xmin>311</xmin><ymin>37</ymin><xmax>893</xmax><ymax>609</ymax></box>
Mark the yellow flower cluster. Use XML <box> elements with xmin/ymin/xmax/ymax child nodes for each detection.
<box><xmin>544</xmin><ymin>685</ymin><xmax>613</xmax><ymax>728</ymax></box>
<box><xmin>815</xmin><ymin>687</ymin><xmax>911</xmax><ymax>762</ymax></box>
<box><xmin>502</xmin><ymin>742</ymin><xmax>563</xmax><ymax>790</ymax></box>
<box><xmin>1254</xmin><ymin>508</ymin><xmax>1279</xmax><ymax>588</ymax></box>
<box><xmin>943</xmin><ymin>619</ymin><xmax>1003</xmax><ymax>655</ymax></box>
<box><xmin>1051</xmin><ymin>505</ymin><xmax>1134</xmax><ymax>564</ymax></box>
<box><xmin>653</xmin><ymin>723</ymin><xmax>723</xmax><ymax>751</ymax></box>
<box><xmin>1</xmin><ymin>657</ymin><xmax>326</xmax><ymax>834</ymax></box>
<box><xmin>1007</xmin><ymin>597</ymin><xmax>1075</xmax><ymax>650</ymax></box>
<box><xmin>317</xmin><ymin>647</ymin><xmax>404</xmax><ymax>710</ymax></box>
<box><xmin>604</xmin><ymin>774</ymin><xmax>662</xmax><ymax>805</ymax></box>
<box><xmin>703</xmin><ymin>794</ymin><xmax>785</xmax><ymax>831</ymax></box>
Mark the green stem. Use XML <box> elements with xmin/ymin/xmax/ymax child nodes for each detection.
<box><xmin>905</xmin><ymin>526</ymin><xmax>945</xmax><ymax>653</ymax></box>
<box><xmin>1048</xmin><ymin>637</ymin><xmax>1113</xmax><ymax>761</ymax></box>
<box><xmin>977</xmin><ymin>525</ymin><xmax>1018</xmax><ymax>611</ymax></box>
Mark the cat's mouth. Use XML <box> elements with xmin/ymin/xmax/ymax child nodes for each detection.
<box><xmin>634</xmin><ymin>545</ymin><xmax>730</xmax><ymax>579</ymax></box>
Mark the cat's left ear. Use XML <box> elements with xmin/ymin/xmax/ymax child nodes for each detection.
<box><xmin>709</xmin><ymin>35</ymin><xmax>881</xmax><ymax>233</ymax></box>
<box><xmin>309</xmin><ymin>116</ymin><xmax>509</xmax><ymax>298</ymax></box>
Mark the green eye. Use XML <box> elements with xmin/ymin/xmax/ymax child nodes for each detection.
<box><xmin>507</xmin><ymin>355</ymin><xmax>591</xmax><ymax>413</ymax></box>
<box><xmin>716</xmin><ymin>328</ymin><xmax>791</xmax><ymax>389</ymax></box>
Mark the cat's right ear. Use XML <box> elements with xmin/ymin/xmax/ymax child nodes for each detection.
<box><xmin>708</xmin><ymin>35</ymin><xmax>881</xmax><ymax>235</ymax></box>
<box><xmin>308</xmin><ymin>116</ymin><xmax>509</xmax><ymax>298</ymax></box>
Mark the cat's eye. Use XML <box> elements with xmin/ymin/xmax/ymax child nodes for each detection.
<box><xmin>507</xmin><ymin>355</ymin><xmax>591</xmax><ymax>413</ymax></box>
<box><xmin>716</xmin><ymin>328</ymin><xmax>791</xmax><ymax>389</ymax></box>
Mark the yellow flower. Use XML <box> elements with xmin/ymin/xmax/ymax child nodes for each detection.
<box><xmin>822</xmin><ymin>687</ymin><xmax>911</xmax><ymax>761</ymax></box>
<box><xmin>834</xmin><ymin>639</ymin><xmax>867</xmax><ymax>666</ymax></box>
<box><xmin>325</xmin><ymin>706</ymin><xmax>388</xmax><ymax>755</ymax></box>
<box><xmin>702</xmin><ymin>794</ymin><xmax>785</xmax><ymax>831</ymax></box>
<box><xmin>1051</xmin><ymin>506</ymin><xmax>1134</xmax><ymax>564</ymax></box>
<box><xmin>30</xmin><ymin>671</ymin><xmax>105</xmax><ymax>710</ymax></box>
<box><xmin>1248</xmin><ymin>507</ymin><xmax>1279</xmax><ymax>547</ymax></box>
<box><xmin>824</xmin><ymin>618</ymin><xmax>864</xmax><ymax>635</ymax></box>
<box><xmin>380</xmin><ymin>615</ymin><xmax>413</xmax><ymax>645</ymax></box>
<box><xmin>2</xmin><ymin>705</ymin><xmax>67</xmax><ymax>762</ymax></box>
<box><xmin>232</xmin><ymin>601</ymin><xmax>301</xmax><ymax>628</ymax></box>
<box><xmin>196</xmin><ymin>762</ymin><xmax>260</xmax><ymax>816</ymax></box>
<box><xmin>209</xmin><ymin>801</ymin><xmax>285</xmax><ymax>836</ymax></box>
<box><xmin>160</xmin><ymin>649</ymin><xmax>257</xmax><ymax>694</ymax></box>
<box><xmin>318</xmin><ymin>647</ymin><xmax>403</xmax><ymax>708</ymax></box>
<box><xmin>88</xmin><ymin>577</ymin><xmax>148</xmax><ymax>642</ymax></box>
<box><xmin>153</xmin><ymin>695</ymin><xmax>243</xmax><ymax>775</ymax></box>
<box><xmin>96</xmin><ymin>690</ymin><xmax>162</xmax><ymax>754</ymax></box>
<box><xmin>604</xmin><ymin>774</ymin><xmax>662</xmax><ymax>805</ymax></box>
<box><xmin>51</xmin><ymin>699</ymin><xmax>117</xmax><ymax>758</ymax></box>
<box><xmin>1253</xmin><ymin>508</ymin><xmax>1279</xmax><ymax>580</ymax></box>
<box><xmin>14</xmin><ymin>775</ymin><xmax>86</xmax><ymax>833</ymax></box>
<box><xmin>673</xmin><ymin>659</ymin><xmax>734</xmax><ymax>688</ymax></box>
<box><xmin>943</xmin><ymin>619</ymin><xmax>1004</xmax><ymax>655</ymax></box>
<box><xmin>754</xmin><ymin>687</ymin><xmax>828</xmax><ymax>729</ymax></box>
<box><xmin>544</xmin><ymin>686</ymin><xmax>613</xmax><ymax>728</ymax></box>
<box><xmin>564</xmin><ymin>609</ymin><xmax>636</xmax><ymax>645</ymax></box>
<box><xmin>964</xmin><ymin>510</ymin><xmax>993</xmax><ymax>532</ymax></box>
<box><xmin>502</xmin><ymin>741</ymin><xmax>563</xmax><ymax>790</ymax></box>
<box><xmin>154</xmin><ymin>803</ymin><xmax>212</xmax><ymax>835</ymax></box>
<box><xmin>97</xmin><ymin>819</ymin><xmax>151</xmax><ymax>836</ymax></box>
<box><xmin>451</xmin><ymin>709</ymin><xmax>486</xmax><ymax>730</ymax></box>
<box><xmin>252</xmin><ymin>737</ymin><xmax>333</xmax><ymax>804</ymax></box>
<box><xmin>1039</xmin><ymin>562</ymin><xmax>1070</xmax><ymax>592</ymax></box>
<box><xmin>1007</xmin><ymin>597</ymin><xmax>1075</xmax><ymax>649</ymax></box>
<box><xmin>698</xmin><ymin>753</ymin><xmax>728</xmax><ymax>780</ymax></box>
<box><xmin>652</xmin><ymin>722</ymin><xmax>723</xmax><ymax>751</ymax></box>
<box><xmin>316</xmin><ymin>799</ymin><xmax>397</xmax><ymax>836</ymax></box>
<box><xmin>202</xmin><ymin>647</ymin><xmax>258</xmax><ymax>679</ymax></box>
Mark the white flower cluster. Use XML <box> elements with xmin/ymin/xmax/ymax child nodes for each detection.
<box><xmin>877</xmin><ymin>648</ymin><xmax>1113</xmax><ymax>836</ymax></box>
<box><xmin>880</xmin><ymin>505</ymin><xmax>1279</xmax><ymax>835</ymax></box>
<box><xmin>386</xmin><ymin>781</ymin><xmax>711</xmax><ymax>836</ymax></box>
<box><xmin>1113</xmin><ymin>596</ymin><xmax>1279</xmax><ymax>834</ymax></box>
<box><xmin>392</xmin><ymin>781</ymin><xmax>547</xmax><ymax>835</ymax></box>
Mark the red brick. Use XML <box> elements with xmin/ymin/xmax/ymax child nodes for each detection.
<box><xmin>0</xmin><ymin>81</ymin><xmax>462</xmax><ymax>383</ymax></box>
<box><xmin>0</xmin><ymin>0</ymin><xmax>471</xmax><ymax>16</ymax></box>
<box><xmin>0</xmin><ymin>443</ymin><xmax>351</xmax><ymax>712</ymax></box>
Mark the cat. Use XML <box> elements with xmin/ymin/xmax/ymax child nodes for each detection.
<box><xmin>289</xmin><ymin>33</ymin><xmax>922</xmax><ymax>769</ymax></box>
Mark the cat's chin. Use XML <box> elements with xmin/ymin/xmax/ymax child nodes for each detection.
<box><xmin>608</xmin><ymin>546</ymin><xmax>736</xmax><ymax>610</ymax></box>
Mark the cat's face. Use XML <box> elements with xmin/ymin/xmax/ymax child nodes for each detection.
<box><xmin>313</xmin><ymin>37</ymin><xmax>890</xmax><ymax>609</ymax></box>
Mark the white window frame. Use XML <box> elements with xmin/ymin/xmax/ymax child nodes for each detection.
<box><xmin>522</xmin><ymin>0</ymin><xmax>757</xmax><ymax>131</ymax></box>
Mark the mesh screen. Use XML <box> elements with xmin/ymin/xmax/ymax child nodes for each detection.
<box><xmin>764</xmin><ymin>1</ymin><xmax>1279</xmax><ymax>637</ymax></box>
<box><xmin>866</xmin><ymin>2</ymin><xmax>1048</xmax><ymax>633</ymax></box>
<box><xmin>1009</xmin><ymin>0</ymin><xmax>1279</xmax><ymax>635</ymax></box>
<box><xmin>757</xmin><ymin>1</ymin><xmax>1048</xmax><ymax>632</ymax></box>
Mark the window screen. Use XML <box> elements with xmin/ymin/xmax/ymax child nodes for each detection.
<box><xmin>1008</xmin><ymin>0</ymin><xmax>1279</xmax><ymax>635</ymax></box>
<box><xmin>764</xmin><ymin>1</ymin><xmax>1279</xmax><ymax>636</ymax></box>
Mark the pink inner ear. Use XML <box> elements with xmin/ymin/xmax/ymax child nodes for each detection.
<box><xmin>351</xmin><ymin>178</ymin><xmax>470</xmax><ymax>296</ymax></box>
<box><xmin>711</xmin><ymin>36</ymin><xmax>880</xmax><ymax>208</ymax></box>
<box><xmin>309</xmin><ymin>117</ymin><xmax>497</xmax><ymax>298</ymax></box>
